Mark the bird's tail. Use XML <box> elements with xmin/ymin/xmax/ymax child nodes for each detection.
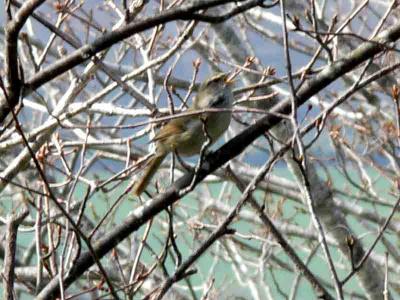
<box><xmin>133</xmin><ymin>153</ymin><xmax>166</xmax><ymax>196</ymax></box>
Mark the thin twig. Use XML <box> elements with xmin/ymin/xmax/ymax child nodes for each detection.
<box><xmin>2</xmin><ymin>208</ymin><xmax>29</xmax><ymax>300</ymax></box>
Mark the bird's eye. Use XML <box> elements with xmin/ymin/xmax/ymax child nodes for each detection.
<box><xmin>206</xmin><ymin>76</ymin><xmax>223</xmax><ymax>87</ymax></box>
<box><xmin>212</xmin><ymin>95</ymin><xmax>225</xmax><ymax>106</ymax></box>
<box><xmin>206</xmin><ymin>79</ymin><xmax>217</xmax><ymax>87</ymax></box>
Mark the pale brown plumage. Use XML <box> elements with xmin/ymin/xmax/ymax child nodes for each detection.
<box><xmin>133</xmin><ymin>73</ymin><xmax>234</xmax><ymax>196</ymax></box>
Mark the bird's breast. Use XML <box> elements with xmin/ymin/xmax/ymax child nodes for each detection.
<box><xmin>175</xmin><ymin>111</ymin><xmax>232</xmax><ymax>157</ymax></box>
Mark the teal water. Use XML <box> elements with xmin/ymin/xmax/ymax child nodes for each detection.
<box><xmin>1</xmin><ymin>165</ymin><xmax>396</xmax><ymax>299</ymax></box>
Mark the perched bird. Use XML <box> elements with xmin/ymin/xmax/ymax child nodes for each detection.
<box><xmin>133</xmin><ymin>72</ymin><xmax>235</xmax><ymax>196</ymax></box>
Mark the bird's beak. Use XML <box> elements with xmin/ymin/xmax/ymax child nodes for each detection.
<box><xmin>224</xmin><ymin>72</ymin><xmax>237</xmax><ymax>85</ymax></box>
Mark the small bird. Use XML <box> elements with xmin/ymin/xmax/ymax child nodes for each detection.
<box><xmin>133</xmin><ymin>72</ymin><xmax>235</xmax><ymax>196</ymax></box>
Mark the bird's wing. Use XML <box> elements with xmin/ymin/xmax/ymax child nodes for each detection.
<box><xmin>151</xmin><ymin>117</ymin><xmax>188</xmax><ymax>143</ymax></box>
